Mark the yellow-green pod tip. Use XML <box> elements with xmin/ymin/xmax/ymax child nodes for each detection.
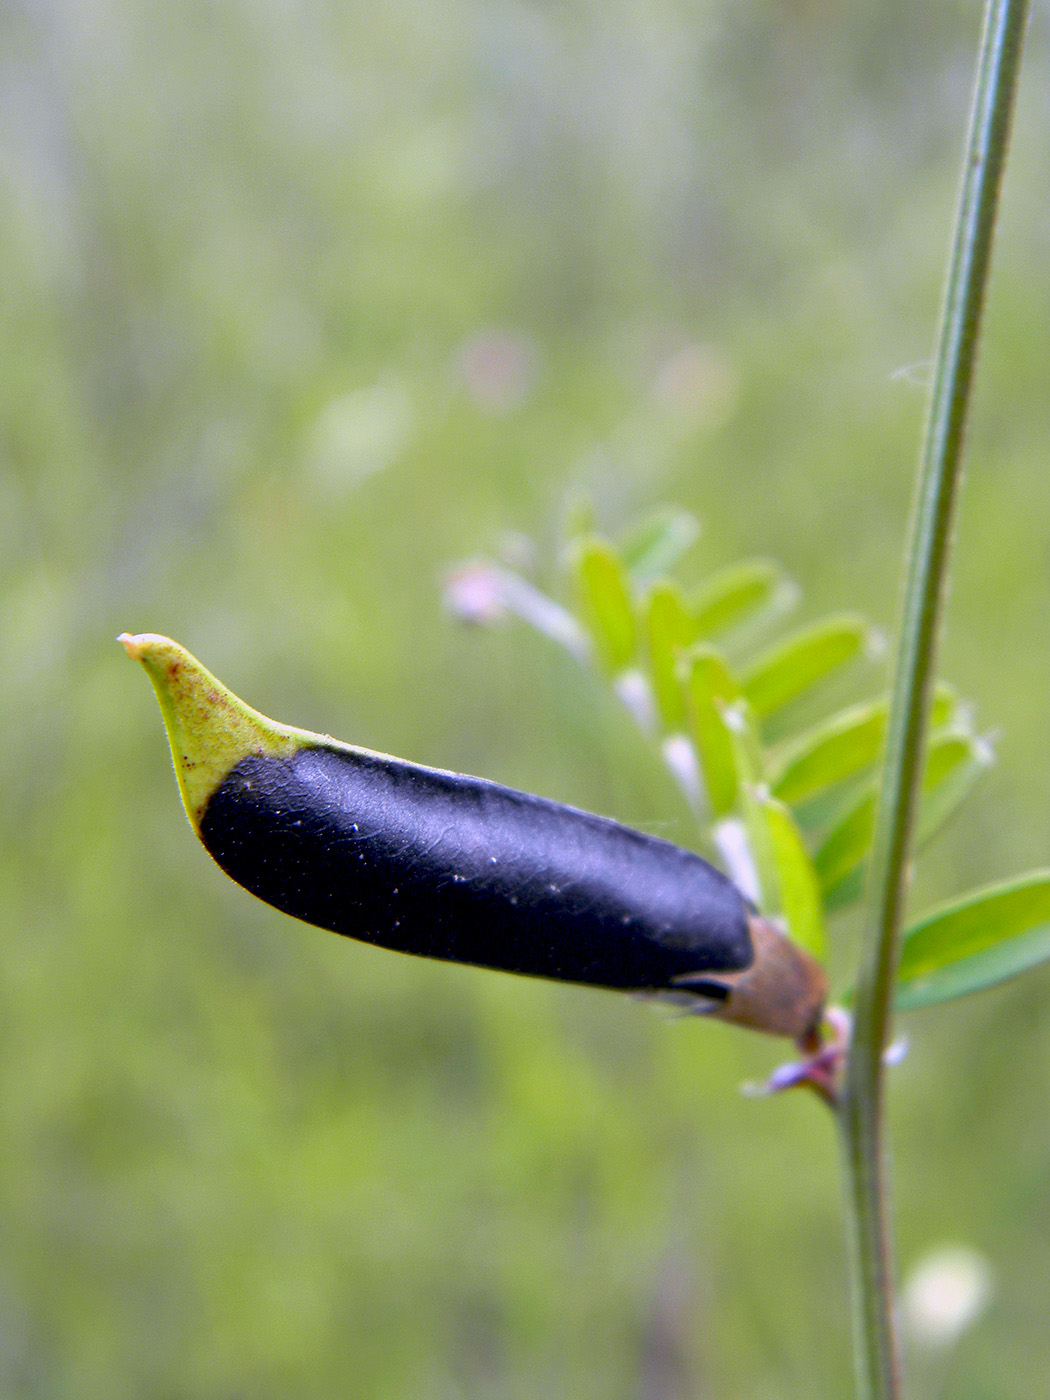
<box><xmin>118</xmin><ymin>633</ymin><xmax>308</xmax><ymax>831</ymax></box>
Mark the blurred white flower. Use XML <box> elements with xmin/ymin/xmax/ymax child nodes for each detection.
<box><xmin>613</xmin><ymin>668</ymin><xmax>656</xmax><ymax>734</ymax></box>
<box><xmin>661</xmin><ymin>732</ymin><xmax>701</xmax><ymax>811</ymax></box>
<box><xmin>902</xmin><ymin>1245</ymin><xmax>995</xmax><ymax>1348</ymax></box>
<box><xmin>712</xmin><ymin>817</ymin><xmax>760</xmax><ymax>905</ymax></box>
<box><xmin>305</xmin><ymin>379</ymin><xmax>414</xmax><ymax>495</ymax></box>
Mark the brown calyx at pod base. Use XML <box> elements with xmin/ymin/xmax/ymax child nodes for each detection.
<box><xmin>120</xmin><ymin>633</ymin><xmax>827</xmax><ymax>1048</ymax></box>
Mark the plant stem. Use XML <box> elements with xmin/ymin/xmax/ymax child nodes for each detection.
<box><xmin>838</xmin><ymin>1</ymin><xmax>1030</xmax><ymax>1397</ymax></box>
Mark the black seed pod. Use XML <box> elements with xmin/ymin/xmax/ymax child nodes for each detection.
<box><xmin>121</xmin><ymin>634</ymin><xmax>826</xmax><ymax>1043</ymax></box>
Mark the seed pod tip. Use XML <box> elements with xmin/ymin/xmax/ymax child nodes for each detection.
<box><xmin>120</xmin><ymin>631</ymin><xmax>303</xmax><ymax>830</ymax></box>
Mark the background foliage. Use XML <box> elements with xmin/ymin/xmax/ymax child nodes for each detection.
<box><xmin>3</xmin><ymin>0</ymin><xmax>1049</xmax><ymax>1395</ymax></box>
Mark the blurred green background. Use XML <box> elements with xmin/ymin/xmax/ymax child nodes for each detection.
<box><xmin>3</xmin><ymin>0</ymin><xmax>1049</xmax><ymax>1395</ymax></box>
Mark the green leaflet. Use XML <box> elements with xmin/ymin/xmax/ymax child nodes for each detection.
<box><xmin>681</xmin><ymin>648</ymin><xmax>741</xmax><ymax>818</ymax></box>
<box><xmin>771</xmin><ymin>698</ymin><xmax>887</xmax><ymax>808</ymax></box>
<box><xmin>897</xmin><ymin>925</ymin><xmax>1050</xmax><ymax>1009</ymax></box>
<box><xmin>620</xmin><ymin>507</ymin><xmax>700</xmax><ymax>582</ymax></box>
<box><xmin>758</xmin><ymin>792</ymin><xmax>827</xmax><ymax>960</ymax></box>
<box><xmin>740</xmin><ymin>614</ymin><xmax>872</xmax><ymax>719</ymax></box>
<box><xmin>918</xmin><ymin>731</ymin><xmax>995</xmax><ymax>839</ymax></box>
<box><xmin>770</xmin><ymin>684</ymin><xmax>958</xmax><ymax>808</ymax></box>
<box><xmin>572</xmin><ymin>537</ymin><xmax>636</xmax><ymax>674</ymax></box>
<box><xmin>689</xmin><ymin>559</ymin><xmax>797</xmax><ymax>640</ymax></box>
<box><xmin>645</xmin><ymin>581</ymin><xmax>700</xmax><ymax>730</ymax></box>
<box><xmin>897</xmin><ymin>924</ymin><xmax>1050</xmax><ymax>1008</ymax></box>
<box><xmin>815</xmin><ymin>727</ymin><xmax>993</xmax><ymax>908</ymax></box>
<box><xmin>893</xmin><ymin>872</ymin><xmax>1050</xmax><ymax>1009</ymax></box>
<box><xmin>837</xmin><ymin>873</ymin><xmax>1050</xmax><ymax>1010</ymax></box>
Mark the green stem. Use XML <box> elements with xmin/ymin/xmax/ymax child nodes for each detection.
<box><xmin>838</xmin><ymin>1</ymin><xmax>1030</xmax><ymax>1397</ymax></box>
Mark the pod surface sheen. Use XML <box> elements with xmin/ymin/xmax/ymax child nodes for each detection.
<box><xmin>200</xmin><ymin>745</ymin><xmax>754</xmax><ymax>991</ymax></box>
